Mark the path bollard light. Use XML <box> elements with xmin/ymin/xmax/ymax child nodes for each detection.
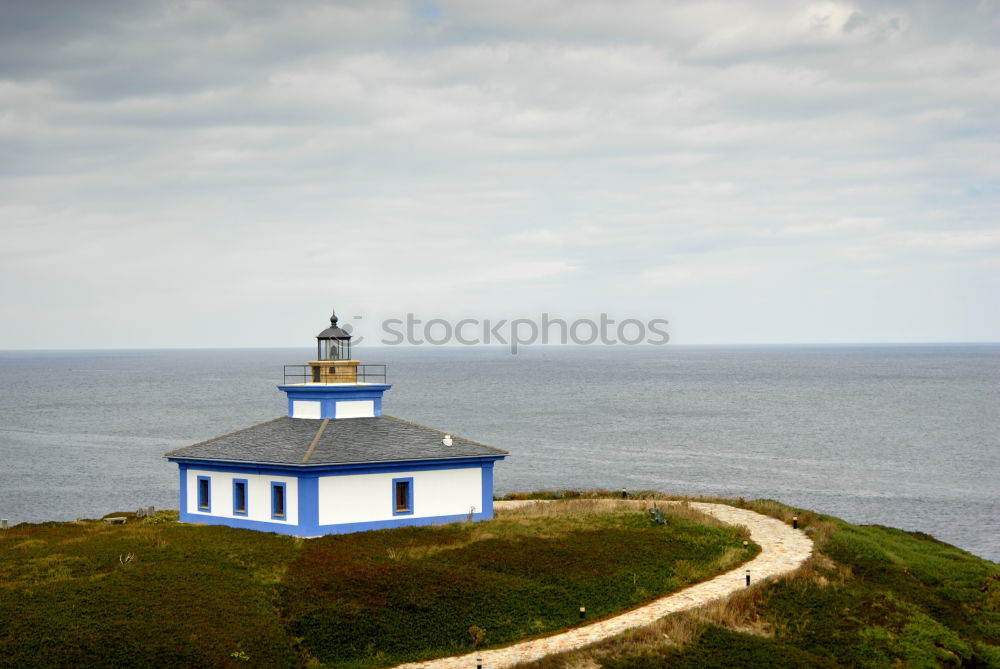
<box><xmin>792</xmin><ymin>516</ymin><xmax>798</xmax><ymax>529</ymax></box>
<box><xmin>579</xmin><ymin>606</ymin><xmax>586</xmax><ymax>620</ymax></box>
<box><xmin>745</xmin><ymin>570</ymin><xmax>751</xmax><ymax>587</ymax></box>
<box><xmin>621</xmin><ymin>488</ymin><xmax>628</xmax><ymax>499</ymax></box>
<box><xmin>743</xmin><ymin>540</ymin><xmax>749</xmax><ymax>548</ymax></box>
<box><xmin>476</xmin><ymin>657</ymin><xmax>482</xmax><ymax>669</ymax></box>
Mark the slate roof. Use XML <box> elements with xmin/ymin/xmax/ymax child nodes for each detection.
<box><xmin>164</xmin><ymin>415</ymin><xmax>508</xmax><ymax>466</ymax></box>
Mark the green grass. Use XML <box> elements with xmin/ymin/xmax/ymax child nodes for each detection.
<box><xmin>514</xmin><ymin>497</ymin><xmax>1000</xmax><ymax>669</ymax></box>
<box><xmin>757</xmin><ymin>517</ymin><xmax>1000</xmax><ymax>668</ymax></box>
<box><xmin>11</xmin><ymin>494</ymin><xmax>991</xmax><ymax>669</ymax></box>
<box><xmin>0</xmin><ymin>512</ymin><xmax>300</xmax><ymax>668</ymax></box>
<box><xmin>280</xmin><ymin>499</ymin><xmax>751</xmax><ymax>667</ymax></box>
<box><xmin>601</xmin><ymin>626</ymin><xmax>840</xmax><ymax>669</ymax></box>
<box><xmin>0</xmin><ymin>500</ymin><xmax>752</xmax><ymax>668</ymax></box>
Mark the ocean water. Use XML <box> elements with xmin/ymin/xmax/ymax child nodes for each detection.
<box><xmin>0</xmin><ymin>344</ymin><xmax>996</xmax><ymax>562</ymax></box>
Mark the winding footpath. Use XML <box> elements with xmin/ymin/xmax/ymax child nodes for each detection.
<box><xmin>395</xmin><ymin>501</ymin><xmax>813</xmax><ymax>669</ymax></box>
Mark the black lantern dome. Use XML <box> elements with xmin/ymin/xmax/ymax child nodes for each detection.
<box><xmin>316</xmin><ymin>309</ymin><xmax>352</xmax><ymax>361</ymax></box>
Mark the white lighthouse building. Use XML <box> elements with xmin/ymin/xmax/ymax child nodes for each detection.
<box><xmin>165</xmin><ymin>311</ymin><xmax>507</xmax><ymax>536</ymax></box>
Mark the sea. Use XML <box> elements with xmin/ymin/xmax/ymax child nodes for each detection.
<box><xmin>0</xmin><ymin>344</ymin><xmax>997</xmax><ymax>562</ymax></box>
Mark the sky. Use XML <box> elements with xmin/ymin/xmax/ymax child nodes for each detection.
<box><xmin>1</xmin><ymin>0</ymin><xmax>998</xmax><ymax>349</ymax></box>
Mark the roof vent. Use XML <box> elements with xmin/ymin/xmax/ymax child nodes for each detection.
<box><xmin>442</xmin><ymin>434</ymin><xmax>453</xmax><ymax>446</ymax></box>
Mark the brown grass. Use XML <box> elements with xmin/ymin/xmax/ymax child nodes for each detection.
<box><xmin>511</xmin><ymin>496</ymin><xmax>837</xmax><ymax>669</ymax></box>
<box><xmin>498</xmin><ymin>498</ymin><xmax>738</xmax><ymax>533</ymax></box>
<box><xmin>512</xmin><ymin>576</ymin><xmax>784</xmax><ymax>669</ymax></box>
<box><xmin>376</xmin><ymin>499</ymin><xmax>730</xmax><ymax>562</ymax></box>
<box><xmin>501</xmin><ymin>491</ymin><xmax>831</xmax><ymax>545</ymax></box>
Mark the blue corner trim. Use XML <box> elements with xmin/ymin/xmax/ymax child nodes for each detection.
<box><xmin>481</xmin><ymin>462</ymin><xmax>494</xmax><ymax>520</ymax></box>
<box><xmin>232</xmin><ymin>478</ymin><xmax>248</xmax><ymax>516</ymax></box>
<box><xmin>179</xmin><ymin>465</ymin><xmax>188</xmax><ymax>514</ymax></box>
<box><xmin>271</xmin><ymin>481</ymin><xmax>287</xmax><ymax>520</ymax></box>
<box><xmin>391</xmin><ymin>477</ymin><xmax>414</xmax><ymax>516</ymax></box>
<box><xmin>197</xmin><ymin>475</ymin><xmax>211</xmax><ymax>512</ymax></box>
<box><xmin>298</xmin><ymin>476</ymin><xmax>319</xmax><ymax>530</ymax></box>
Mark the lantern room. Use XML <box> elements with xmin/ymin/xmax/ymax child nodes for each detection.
<box><xmin>310</xmin><ymin>310</ymin><xmax>359</xmax><ymax>383</ymax></box>
<box><xmin>317</xmin><ymin>310</ymin><xmax>352</xmax><ymax>361</ymax></box>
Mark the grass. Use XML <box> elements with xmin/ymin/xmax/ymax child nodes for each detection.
<box><xmin>0</xmin><ymin>511</ymin><xmax>300</xmax><ymax>669</ymax></box>
<box><xmin>0</xmin><ymin>499</ymin><xmax>752</xmax><ymax>668</ymax></box>
<box><xmin>279</xmin><ymin>499</ymin><xmax>752</xmax><ymax>667</ymax></box>
<box><xmin>8</xmin><ymin>493</ymin><xmax>992</xmax><ymax>668</ymax></box>
<box><xmin>511</xmin><ymin>496</ymin><xmax>1000</xmax><ymax>669</ymax></box>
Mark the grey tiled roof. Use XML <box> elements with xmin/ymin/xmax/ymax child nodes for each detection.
<box><xmin>164</xmin><ymin>415</ymin><xmax>508</xmax><ymax>466</ymax></box>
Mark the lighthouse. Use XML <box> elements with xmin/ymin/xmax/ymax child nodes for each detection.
<box><xmin>280</xmin><ymin>310</ymin><xmax>390</xmax><ymax>419</ymax></box>
<box><xmin>165</xmin><ymin>310</ymin><xmax>507</xmax><ymax>536</ymax></box>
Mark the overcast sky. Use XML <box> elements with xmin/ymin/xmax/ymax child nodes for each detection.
<box><xmin>1</xmin><ymin>0</ymin><xmax>997</xmax><ymax>349</ymax></box>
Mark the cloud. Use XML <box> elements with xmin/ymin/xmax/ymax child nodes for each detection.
<box><xmin>904</xmin><ymin>229</ymin><xmax>1000</xmax><ymax>251</ymax></box>
<box><xmin>470</xmin><ymin>259</ymin><xmax>580</xmax><ymax>282</ymax></box>
<box><xmin>641</xmin><ymin>262</ymin><xmax>754</xmax><ymax>287</ymax></box>
<box><xmin>782</xmin><ymin>217</ymin><xmax>885</xmax><ymax>237</ymax></box>
<box><xmin>0</xmin><ymin>0</ymin><xmax>998</xmax><ymax>346</ymax></box>
<box><xmin>506</xmin><ymin>229</ymin><xmax>561</xmax><ymax>244</ymax></box>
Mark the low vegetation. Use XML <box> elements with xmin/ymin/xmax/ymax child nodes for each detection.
<box><xmin>276</xmin><ymin>498</ymin><xmax>752</xmax><ymax>667</ymax></box>
<box><xmin>0</xmin><ymin>511</ymin><xmax>299</xmax><ymax>668</ymax></box>
<box><xmin>512</xmin><ymin>496</ymin><xmax>1000</xmax><ymax>669</ymax></box>
<box><xmin>7</xmin><ymin>492</ymin><xmax>993</xmax><ymax>668</ymax></box>
<box><xmin>0</xmin><ymin>498</ymin><xmax>752</xmax><ymax>668</ymax></box>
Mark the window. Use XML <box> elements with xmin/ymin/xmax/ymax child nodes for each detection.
<box><xmin>392</xmin><ymin>477</ymin><xmax>413</xmax><ymax>515</ymax></box>
<box><xmin>197</xmin><ymin>476</ymin><xmax>211</xmax><ymax>512</ymax></box>
<box><xmin>232</xmin><ymin>479</ymin><xmax>248</xmax><ymax>516</ymax></box>
<box><xmin>271</xmin><ymin>482</ymin><xmax>287</xmax><ymax>520</ymax></box>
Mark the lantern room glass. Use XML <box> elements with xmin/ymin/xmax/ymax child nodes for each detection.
<box><xmin>318</xmin><ymin>338</ymin><xmax>351</xmax><ymax>361</ymax></box>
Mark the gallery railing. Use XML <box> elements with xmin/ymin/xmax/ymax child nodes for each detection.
<box><xmin>282</xmin><ymin>364</ymin><xmax>387</xmax><ymax>385</ymax></box>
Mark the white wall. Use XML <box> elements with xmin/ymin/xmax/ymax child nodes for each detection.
<box><xmin>336</xmin><ymin>400</ymin><xmax>374</xmax><ymax>418</ymax></box>
<box><xmin>186</xmin><ymin>469</ymin><xmax>298</xmax><ymax>525</ymax></box>
<box><xmin>318</xmin><ymin>467</ymin><xmax>481</xmax><ymax>526</ymax></box>
<box><xmin>291</xmin><ymin>400</ymin><xmax>321</xmax><ymax>419</ymax></box>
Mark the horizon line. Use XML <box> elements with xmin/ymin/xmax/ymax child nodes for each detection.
<box><xmin>2</xmin><ymin>341</ymin><xmax>999</xmax><ymax>353</ymax></box>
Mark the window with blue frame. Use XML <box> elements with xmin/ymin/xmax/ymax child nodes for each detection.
<box><xmin>271</xmin><ymin>482</ymin><xmax>286</xmax><ymax>520</ymax></box>
<box><xmin>392</xmin><ymin>477</ymin><xmax>413</xmax><ymax>515</ymax></box>
<box><xmin>197</xmin><ymin>476</ymin><xmax>211</xmax><ymax>512</ymax></box>
<box><xmin>232</xmin><ymin>479</ymin><xmax>248</xmax><ymax>516</ymax></box>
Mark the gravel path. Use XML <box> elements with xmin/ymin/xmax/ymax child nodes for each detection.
<box><xmin>394</xmin><ymin>501</ymin><xmax>813</xmax><ymax>669</ymax></box>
